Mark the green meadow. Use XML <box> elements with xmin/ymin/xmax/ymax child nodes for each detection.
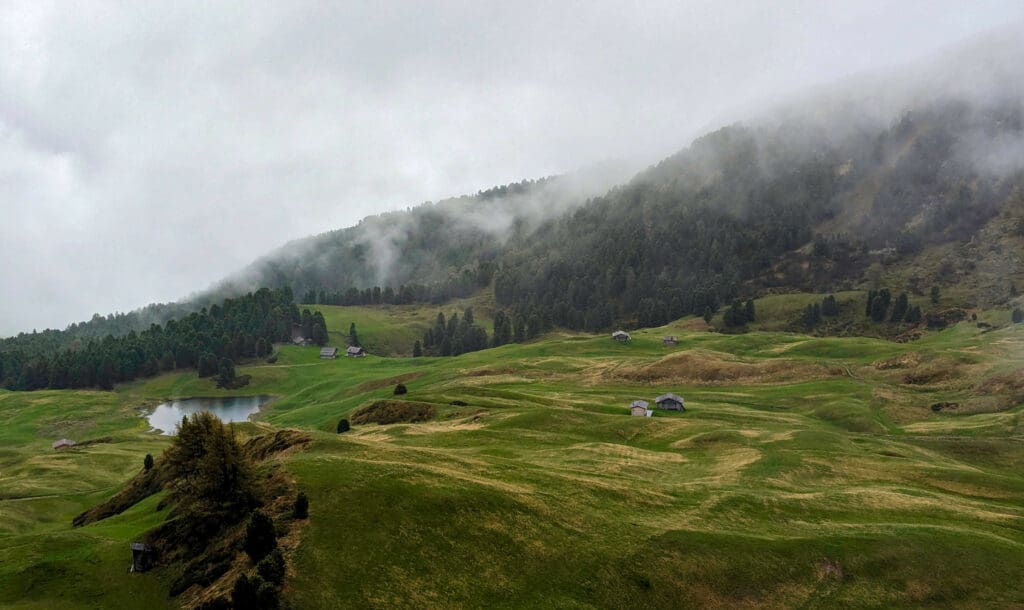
<box><xmin>2</xmin><ymin>301</ymin><xmax>1024</xmax><ymax>608</ymax></box>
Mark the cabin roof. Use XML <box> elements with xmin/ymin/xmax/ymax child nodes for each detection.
<box><xmin>656</xmin><ymin>393</ymin><xmax>684</xmax><ymax>404</ymax></box>
<box><xmin>51</xmin><ymin>438</ymin><xmax>76</xmax><ymax>448</ymax></box>
<box><xmin>346</xmin><ymin>346</ymin><xmax>364</xmax><ymax>354</ymax></box>
<box><xmin>130</xmin><ymin>543</ymin><xmax>150</xmax><ymax>551</ymax></box>
<box><xmin>630</xmin><ymin>400</ymin><xmax>649</xmax><ymax>408</ymax></box>
<box><xmin>320</xmin><ymin>347</ymin><xmax>338</xmax><ymax>356</ymax></box>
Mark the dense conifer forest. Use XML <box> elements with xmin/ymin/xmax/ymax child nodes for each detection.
<box><xmin>0</xmin><ymin>288</ymin><xmax>299</xmax><ymax>390</ymax></box>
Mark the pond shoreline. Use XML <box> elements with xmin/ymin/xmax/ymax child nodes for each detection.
<box><xmin>142</xmin><ymin>395</ymin><xmax>274</xmax><ymax>435</ymax></box>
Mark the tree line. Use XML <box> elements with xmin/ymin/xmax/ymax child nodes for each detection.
<box><xmin>0</xmin><ymin>288</ymin><xmax>300</xmax><ymax>391</ymax></box>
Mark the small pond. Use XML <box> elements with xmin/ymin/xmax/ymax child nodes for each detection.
<box><xmin>145</xmin><ymin>395</ymin><xmax>272</xmax><ymax>435</ymax></box>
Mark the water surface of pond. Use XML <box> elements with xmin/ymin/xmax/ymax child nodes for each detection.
<box><xmin>145</xmin><ymin>395</ymin><xmax>272</xmax><ymax>435</ymax></box>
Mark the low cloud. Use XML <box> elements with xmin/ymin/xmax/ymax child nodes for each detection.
<box><xmin>2</xmin><ymin>2</ymin><xmax>1022</xmax><ymax>334</ymax></box>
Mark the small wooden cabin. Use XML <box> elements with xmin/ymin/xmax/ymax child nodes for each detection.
<box><xmin>655</xmin><ymin>393</ymin><xmax>685</xmax><ymax>411</ymax></box>
<box><xmin>319</xmin><ymin>347</ymin><xmax>339</xmax><ymax>359</ymax></box>
<box><xmin>629</xmin><ymin>400</ymin><xmax>652</xmax><ymax>417</ymax></box>
<box><xmin>612</xmin><ymin>330</ymin><xmax>631</xmax><ymax>342</ymax></box>
<box><xmin>129</xmin><ymin>542</ymin><xmax>154</xmax><ymax>573</ymax></box>
<box><xmin>346</xmin><ymin>346</ymin><xmax>366</xmax><ymax>358</ymax></box>
<box><xmin>52</xmin><ymin>439</ymin><xmax>76</xmax><ymax>450</ymax></box>
<box><xmin>662</xmin><ymin>336</ymin><xmax>677</xmax><ymax>346</ymax></box>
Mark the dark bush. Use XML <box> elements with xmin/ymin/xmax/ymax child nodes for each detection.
<box><xmin>293</xmin><ymin>492</ymin><xmax>309</xmax><ymax>519</ymax></box>
<box><xmin>1013</xmin><ymin>308</ymin><xmax>1023</xmax><ymax>323</ymax></box>
<box><xmin>256</xmin><ymin>580</ymin><xmax>280</xmax><ymax>609</ymax></box>
<box><xmin>394</xmin><ymin>383</ymin><xmax>408</xmax><ymax>395</ymax></box>
<box><xmin>450</xmin><ymin>400</ymin><xmax>468</xmax><ymax>406</ymax></box>
<box><xmin>196</xmin><ymin>596</ymin><xmax>232</xmax><ymax>610</ymax></box>
<box><xmin>143</xmin><ymin>453</ymin><xmax>154</xmax><ymax>471</ymax></box>
<box><xmin>231</xmin><ymin>574</ymin><xmax>262</xmax><ymax>608</ymax></box>
<box><xmin>243</xmin><ymin>511</ymin><xmax>277</xmax><ymax>561</ymax></box>
<box><xmin>257</xmin><ymin>549</ymin><xmax>286</xmax><ymax>585</ymax></box>
<box><xmin>265</xmin><ymin>354</ymin><xmax>278</xmax><ymax>364</ymax></box>
<box><xmin>336</xmin><ymin>418</ymin><xmax>350</xmax><ymax>433</ymax></box>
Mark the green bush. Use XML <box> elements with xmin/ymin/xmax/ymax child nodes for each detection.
<box><xmin>257</xmin><ymin>549</ymin><xmax>286</xmax><ymax>585</ymax></box>
<box><xmin>244</xmin><ymin>511</ymin><xmax>277</xmax><ymax>561</ymax></box>
<box><xmin>337</xmin><ymin>418</ymin><xmax>350</xmax><ymax>433</ymax></box>
<box><xmin>231</xmin><ymin>574</ymin><xmax>262</xmax><ymax>608</ymax></box>
<box><xmin>294</xmin><ymin>491</ymin><xmax>309</xmax><ymax>519</ymax></box>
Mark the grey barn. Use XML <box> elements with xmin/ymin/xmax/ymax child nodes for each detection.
<box><xmin>655</xmin><ymin>393</ymin><xmax>685</xmax><ymax>411</ymax></box>
<box><xmin>129</xmin><ymin>542</ymin><xmax>154</xmax><ymax>573</ymax></box>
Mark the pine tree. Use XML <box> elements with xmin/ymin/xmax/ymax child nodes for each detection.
<box><xmin>930</xmin><ymin>285</ymin><xmax>941</xmax><ymax>304</ymax></box>
<box><xmin>890</xmin><ymin>292</ymin><xmax>909</xmax><ymax>322</ymax></box>
<box><xmin>293</xmin><ymin>492</ymin><xmax>309</xmax><ymax>519</ymax></box>
<box><xmin>412</xmin><ymin>340</ymin><xmax>422</xmax><ymax>357</ymax></box>
<box><xmin>348</xmin><ymin>322</ymin><xmax>360</xmax><ymax>347</ymax></box>
<box><xmin>243</xmin><ymin>510</ymin><xmax>277</xmax><ymax>561</ymax></box>
<box><xmin>216</xmin><ymin>358</ymin><xmax>236</xmax><ymax>388</ymax></box>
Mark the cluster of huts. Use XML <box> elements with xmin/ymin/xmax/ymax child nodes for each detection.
<box><xmin>291</xmin><ymin>325</ymin><xmax>366</xmax><ymax>358</ymax></box>
<box><xmin>612</xmin><ymin>330</ymin><xmax>678</xmax><ymax>346</ymax></box>
<box><xmin>317</xmin><ymin>346</ymin><xmax>365</xmax><ymax>358</ymax></box>
<box><xmin>629</xmin><ymin>393</ymin><xmax>685</xmax><ymax>417</ymax></box>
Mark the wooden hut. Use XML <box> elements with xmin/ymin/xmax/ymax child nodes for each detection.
<box><xmin>52</xmin><ymin>439</ymin><xmax>76</xmax><ymax>450</ymax></box>
<box><xmin>346</xmin><ymin>346</ymin><xmax>366</xmax><ymax>358</ymax></box>
<box><xmin>129</xmin><ymin>542</ymin><xmax>154</xmax><ymax>573</ymax></box>
<box><xmin>629</xmin><ymin>400</ymin><xmax>652</xmax><ymax>417</ymax></box>
<box><xmin>319</xmin><ymin>347</ymin><xmax>339</xmax><ymax>359</ymax></box>
<box><xmin>662</xmin><ymin>336</ymin><xmax>677</xmax><ymax>346</ymax></box>
<box><xmin>612</xmin><ymin>330</ymin><xmax>631</xmax><ymax>342</ymax></box>
<box><xmin>655</xmin><ymin>393</ymin><xmax>685</xmax><ymax>411</ymax></box>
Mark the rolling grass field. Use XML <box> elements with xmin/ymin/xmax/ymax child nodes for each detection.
<box><xmin>2</xmin><ymin>302</ymin><xmax>1024</xmax><ymax>608</ymax></box>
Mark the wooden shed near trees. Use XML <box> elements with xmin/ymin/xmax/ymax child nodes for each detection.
<box><xmin>129</xmin><ymin>542</ymin><xmax>154</xmax><ymax>573</ymax></box>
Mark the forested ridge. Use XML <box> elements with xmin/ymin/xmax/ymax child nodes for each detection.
<box><xmin>0</xmin><ymin>288</ymin><xmax>303</xmax><ymax>391</ymax></box>
<box><xmin>4</xmin><ymin>97</ymin><xmax>1023</xmax><ymax>377</ymax></box>
<box><xmin>488</xmin><ymin>100</ymin><xmax>1024</xmax><ymax>331</ymax></box>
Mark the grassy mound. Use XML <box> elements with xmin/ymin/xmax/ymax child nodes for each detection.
<box><xmin>350</xmin><ymin>400</ymin><xmax>436</xmax><ymax>425</ymax></box>
<box><xmin>618</xmin><ymin>350</ymin><xmax>840</xmax><ymax>384</ymax></box>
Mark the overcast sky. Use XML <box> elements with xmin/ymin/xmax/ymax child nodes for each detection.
<box><xmin>2</xmin><ymin>1</ymin><xmax>1023</xmax><ymax>335</ymax></box>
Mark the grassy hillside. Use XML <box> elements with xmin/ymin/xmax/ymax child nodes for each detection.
<box><xmin>2</xmin><ymin>303</ymin><xmax>1024</xmax><ymax>608</ymax></box>
<box><xmin>306</xmin><ymin>290</ymin><xmax>496</xmax><ymax>357</ymax></box>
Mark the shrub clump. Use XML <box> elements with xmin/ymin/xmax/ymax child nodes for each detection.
<box><xmin>232</xmin><ymin>573</ymin><xmax>279</xmax><ymax>609</ymax></box>
<box><xmin>350</xmin><ymin>400</ymin><xmax>436</xmax><ymax>425</ymax></box>
<box><xmin>243</xmin><ymin>510</ymin><xmax>278</xmax><ymax>561</ymax></box>
<box><xmin>394</xmin><ymin>383</ymin><xmax>408</xmax><ymax>395</ymax></box>
<box><xmin>336</xmin><ymin>418</ymin><xmax>350</xmax><ymax>433</ymax></box>
<box><xmin>257</xmin><ymin>548</ymin><xmax>286</xmax><ymax>585</ymax></box>
<box><xmin>293</xmin><ymin>491</ymin><xmax>309</xmax><ymax>519</ymax></box>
